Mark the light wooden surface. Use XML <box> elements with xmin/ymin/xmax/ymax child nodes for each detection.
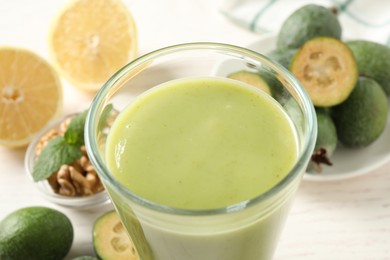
<box><xmin>0</xmin><ymin>1</ymin><xmax>389</xmax><ymax>259</ymax></box>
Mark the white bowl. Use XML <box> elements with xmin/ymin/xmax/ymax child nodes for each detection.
<box><xmin>24</xmin><ymin>114</ymin><xmax>110</xmax><ymax>209</ymax></box>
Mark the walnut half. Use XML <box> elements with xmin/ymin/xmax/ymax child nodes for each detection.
<box><xmin>49</xmin><ymin>157</ymin><xmax>104</xmax><ymax>197</ymax></box>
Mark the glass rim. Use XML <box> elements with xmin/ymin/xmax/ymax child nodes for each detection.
<box><xmin>85</xmin><ymin>42</ymin><xmax>317</xmax><ymax>216</ymax></box>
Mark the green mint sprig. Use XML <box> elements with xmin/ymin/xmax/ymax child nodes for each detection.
<box><xmin>32</xmin><ymin>137</ymin><xmax>82</xmax><ymax>181</ymax></box>
<box><xmin>32</xmin><ymin>110</ymin><xmax>88</xmax><ymax>182</ymax></box>
<box><xmin>32</xmin><ymin>105</ymin><xmax>114</xmax><ymax>182</ymax></box>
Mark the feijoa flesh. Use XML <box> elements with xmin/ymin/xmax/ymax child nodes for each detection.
<box><xmin>333</xmin><ymin>77</ymin><xmax>388</xmax><ymax>148</ymax></box>
<box><xmin>308</xmin><ymin>109</ymin><xmax>337</xmax><ymax>173</ymax></box>
<box><xmin>227</xmin><ymin>70</ymin><xmax>272</xmax><ymax>95</ymax></box>
<box><xmin>290</xmin><ymin>37</ymin><xmax>358</xmax><ymax>107</ymax></box>
<box><xmin>277</xmin><ymin>4</ymin><xmax>341</xmax><ymax>49</ymax></box>
<box><xmin>347</xmin><ymin>40</ymin><xmax>390</xmax><ymax>96</ymax></box>
<box><xmin>93</xmin><ymin>210</ymin><xmax>138</xmax><ymax>260</ymax></box>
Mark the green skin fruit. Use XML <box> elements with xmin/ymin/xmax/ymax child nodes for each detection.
<box><xmin>0</xmin><ymin>206</ymin><xmax>73</xmax><ymax>260</ymax></box>
<box><xmin>308</xmin><ymin>109</ymin><xmax>338</xmax><ymax>173</ymax></box>
<box><xmin>347</xmin><ymin>40</ymin><xmax>390</xmax><ymax>96</ymax></box>
<box><xmin>315</xmin><ymin>107</ymin><xmax>332</xmax><ymax>115</ymax></box>
<box><xmin>266</xmin><ymin>48</ymin><xmax>298</xmax><ymax>69</ymax></box>
<box><xmin>277</xmin><ymin>4</ymin><xmax>342</xmax><ymax>49</ymax></box>
<box><xmin>72</xmin><ymin>257</ymin><xmax>99</xmax><ymax>260</ymax></box>
<box><xmin>333</xmin><ymin>77</ymin><xmax>388</xmax><ymax>148</ymax></box>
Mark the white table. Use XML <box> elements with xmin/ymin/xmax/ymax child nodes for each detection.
<box><xmin>1</xmin><ymin>1</ymin><xmax>389</xmax><ymax>259</ymax></box>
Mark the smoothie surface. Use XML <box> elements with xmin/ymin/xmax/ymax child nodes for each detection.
<box><xmin>106</xmin><ymin>77</ymin><xmax>298</xmax><ymax>210</ymax></box>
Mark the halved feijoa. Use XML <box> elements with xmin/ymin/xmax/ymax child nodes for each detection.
<box><xmin>290</xmin><ymin>37</ymin><xmax>358</xmax><ymax>107</ymax></box>
<box><xmin>332</xmin><ymin>77</ymin><xmax>388</xmax><ymax>148</ymax></box>
<box><xmin>227</xmin><ymin>70</ymin><xmax>272</xmax><ymax>95</ymax></box>
<box><xmin>93</xmin><ymin>210</ymin><xmax>138</xmax><ymax>260</ymax></box>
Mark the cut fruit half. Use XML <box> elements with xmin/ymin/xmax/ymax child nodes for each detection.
<box><xmin>93</xmin><ymin>210</ymin><xmax>138</xmax><ymax>260</ymax></box>
<box><xmin>48</xmin><ymin>0</ymin><xmax>138</xmax><ymax>92</ymax></box>
<box><xmin>227</xmin><ymin>70</ymin><xmax>272</xmax><ymax>95</ymax></box>
<box><xmin>0</xmin><ymin>47</ymin><xmax>62</xmax><ymax>148</ymax></box>
<box><xmin>290</xmin><ymin>37</ymin><xmax>358</xmax><ymax>107</ymax></box>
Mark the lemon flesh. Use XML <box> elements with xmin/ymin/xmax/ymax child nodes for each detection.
<box><xmin>0</xmin><ymin>47</ymin><xmax>62</xmax><ymax>147</ymax></box>
<box><xmin>49</xmin><ymin>0</ymin><xmax>138</xmax><ymax>92</ymax></box>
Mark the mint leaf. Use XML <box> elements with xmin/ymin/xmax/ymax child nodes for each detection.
<box><xmin>32</xmin><ymin>136</ymin><xmax>82</xmax><ymax>181</ymax></box>
<box><xmin>64</xmin><ymin>110</ymin><xmax>88</xmax><ymax>145</ymax></box>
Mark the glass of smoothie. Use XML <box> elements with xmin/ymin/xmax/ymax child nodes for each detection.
<box><xmin>85</xmin><ymin>43</ymin><xmax>317</xmax><ymax>260</ymax></box>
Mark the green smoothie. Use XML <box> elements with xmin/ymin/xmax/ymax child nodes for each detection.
<box><xmin>106</xmin><ymin>77</ymin><xmax>298</xmax><ymax>210</ymax></box>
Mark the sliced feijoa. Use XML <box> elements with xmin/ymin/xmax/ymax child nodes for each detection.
<box><xmin>347</xmin><ymin>40</ymin><xmax>390</xmax><ymax>96</ymax></box>
<box><xmin>266</xmin><ymin>48</ymin><xmax>298</xmax><ymax>69</ymax></box>
<box><xmin>290</xmin><ymin>37</ymin><xmax>358</xmax><ymax>107</ymax></box>
<box><xmin>227</xmin><ymin>70</ymin><xmax>272</xmax><ymax>95</ymax></box>
<box><xmin>277</xmin><ymin>4</ymin><xmax>342</xmax><ymax>49</ymax></box>
<box><xmin>93</xmin><ymin>210</ymin><xmax>138</xmax><ymax>260</ymax></box>
<box><xmin>333</xmin><ymin>77</ymin><xmax>388</xmax><ymax>148</ymax></box>
<box><xmin>308</xmin><ymin>109</ymin><xmax>337</xmax><ymax>173</ymax></box>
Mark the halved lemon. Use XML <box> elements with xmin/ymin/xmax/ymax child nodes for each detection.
<box><xmin>0</xmin><ymin>47</ymin><xmax>62</xmax><ymax>148</ymax></box>
<box><xmin>48</xmin><ymin>0</ymin><xmax>138</xmax><ymax>92</ymax></box>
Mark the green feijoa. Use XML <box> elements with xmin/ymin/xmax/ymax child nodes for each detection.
<box><xmin>72</xmin><ymin>257</ymin><xmax>99</xmax><ymax>260</ymax></box>
<box><xmin>290</xmin><ymin>37</ymin><xmax>358</xmax><ymax>107</ymax></box>
<box><xmin>315</xmin><ymin>106</ymin><xmax>333</xmax><ymax>116</ymax></box>
<box><xmin>347</xmin><ymin>40</ymin><xmax>390</xmax><ymax>96</ymax></box>
<box><xmin>333</xmin><ymin>77</ymin><xmax>388</xmax><ymax>148</ymax></box>
<box><xmin>277</xmin><ymin>4</ymin><xmax>341</xmax><ymax>49</ymax></box>
<box><xmin>0</xmin><ymin>206</ymin><xmax>73</xmax><ymax>260</ymax></box>
<box><xmin>266</xmin><ymin>48</ymin><xmax>298</xmax><ymax>69</ymax></box>
<box><xmin>308</xmin><ymin>109</ymin><xmax>337</xmax><ymax>173</ymax></box>
<box><xmin>227</xmin><ymin>70</ymin><xmax>272</xmax><ymax>95</ymax></box>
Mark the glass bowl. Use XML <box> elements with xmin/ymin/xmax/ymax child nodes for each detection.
<box><xmin>24</xmin><ymin>114</ymin><xmax>110</xmax><ymax>209</ymax></box>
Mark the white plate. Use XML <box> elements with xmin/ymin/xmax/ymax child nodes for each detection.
<box><xmin>220</xmin><ymin>33</ymin><xmax>390</xmax><ymax>181</ymax></box>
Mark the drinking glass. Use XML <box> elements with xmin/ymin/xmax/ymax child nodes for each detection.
<box><xmin>85</xmin><ymin>43</ymin><xmax>317</xmax><ymax>260</ymax></box>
